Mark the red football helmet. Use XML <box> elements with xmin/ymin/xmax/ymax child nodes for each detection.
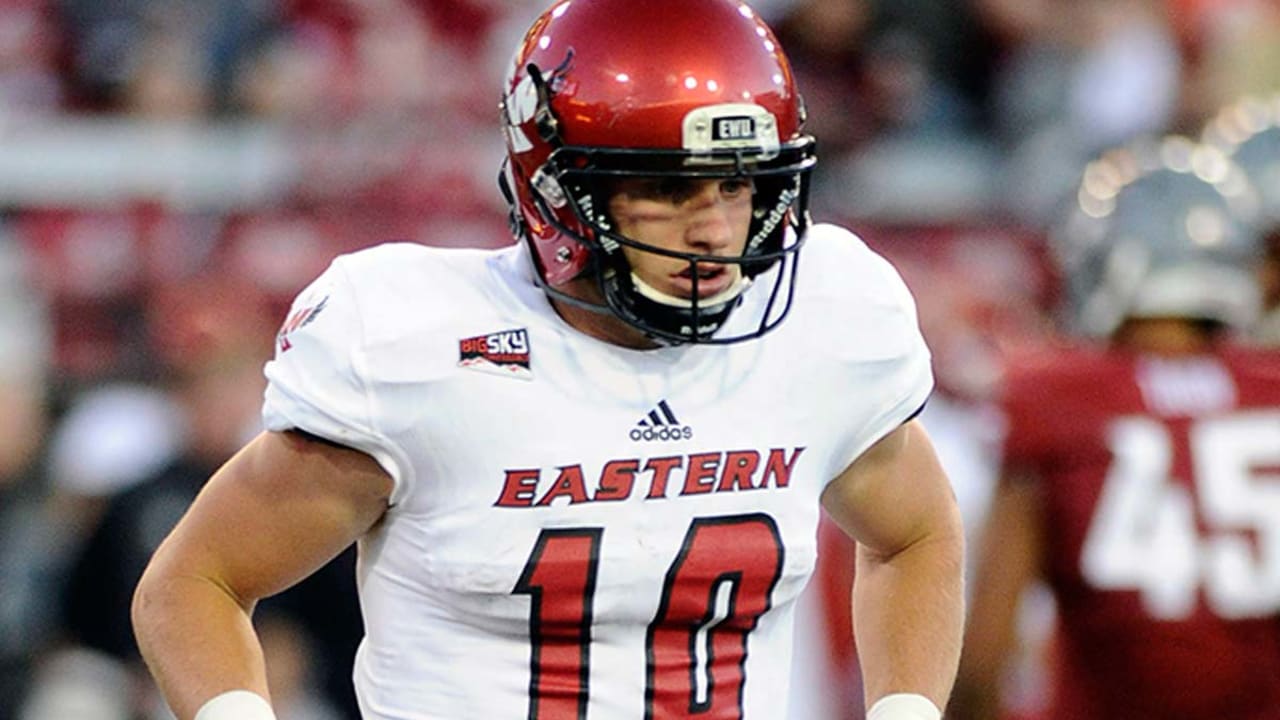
<box><xmin>499</xmin><ymin>0</ymin><xmax>816</xmax><ymax>344</ymax></box>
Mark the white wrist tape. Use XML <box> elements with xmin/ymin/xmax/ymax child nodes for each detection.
<box><xmin>193</xmin><ymin>690</ymin><xmax>276</xmax><ymax>720</ymax></box>
<box><xmin>867</xmin><ymin>693</ymin><xmax>942</xmax><ymax>720</ymax></box>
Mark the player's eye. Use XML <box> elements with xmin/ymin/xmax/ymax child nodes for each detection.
<box><xmin>719</xmin><ymin>178</ymin><xmax>753</xmax><ymax>198</ymax></box>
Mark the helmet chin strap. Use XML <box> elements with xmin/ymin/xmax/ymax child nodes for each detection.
<box><xmin>629</xmin><ymin>272</ymin><xmax>751</xmax><ymax>309</ymax></box>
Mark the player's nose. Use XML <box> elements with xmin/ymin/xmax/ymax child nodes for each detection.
<box><xmin>684</xmin><ymin>185</ymin><xmax>737</xmax><ymax>253</ymax></box>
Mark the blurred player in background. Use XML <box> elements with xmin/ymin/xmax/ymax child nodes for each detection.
<box><xmin>130</xmin><ymin>1</ymin><xmax>965</xmax><ymax>719</ymax></box>
<box><xmin>951</xmin><ymin>135</ymin><xmax>1280</xmax><ymax>720</ymax></box>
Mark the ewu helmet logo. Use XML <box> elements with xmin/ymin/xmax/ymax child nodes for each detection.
<box><xmin>712</xmin><ymin>116</ymin><xmax>756</xmax><ymax>141</ymax></box>
<box><xmin>458</xmin><ymin>328</ymin><xmax>532</xmax><ymax>380</ymax></box>
<box><xmin>630</xmin><ymin>400</ymin><xmax>694</xmax><ymax>442</ymax></box>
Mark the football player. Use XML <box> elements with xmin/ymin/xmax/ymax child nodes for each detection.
<box><xmin>952</xmin><ymin>135</ymin><xmax>1280</xmax><ymax>719</ymax></box>
<box><xmin>130</xmin><ymin>1</ymin><xmax>965</xmax><ymax>719</ymax></box>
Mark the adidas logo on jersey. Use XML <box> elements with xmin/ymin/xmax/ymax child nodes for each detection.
<box><xmin>630</xmin><ymin>400</ymin><xmax>694</xmax><ymax>442</ymax></box>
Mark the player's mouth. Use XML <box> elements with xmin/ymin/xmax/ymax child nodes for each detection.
<box><xmin>672</xmin><ymin>263</ymin><xmax>735</xmax><ymax>299</ymax></box>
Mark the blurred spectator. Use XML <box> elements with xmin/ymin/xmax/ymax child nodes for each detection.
<box><xmin>47</xmin><ymin>383</ymin><xmax>183</xmax><ymax>501</ymax></box>
<box><xmin>56</xmin><ymin>0</ymin><xmax>281</xmax><ymax>116</ymax></box>
<box><xmin>44</xmin><ymin>273</ymin><xmax>360</xmax><ymax>720</ymax></box>
<box><xmin>231</xmin><ymin>0</ymin><xmax>509</xmax><ymax>245</ymax></box>
<box><xmin>977</xmin><ymin>0</ymin><xmax>1183</xmax><ymax>226</ymax></box>
<box><xmin>0</xmin><ymin>0</ymin><xmax>64</xmax><ymax>123</ymax></box>
<box><xmin>17</xmin><ymin>205</ymin><xmax>227</xmax><ymax>383</ymax></box>
<box><xmin>772</xmin><ymin>0</ymin><xmax>877</xmax><ymax>162</ymax></box>
<box><xmin>1172</xmin><ymin>0</ymin><xmax>1280</xmax><ymax>127</ymax></box>
<box><xmin>774</xmin><ymin>0</ymin><xmax>993</xmax><ymax>159</ymax></box>
<box><xmin>0</xmin><ymin>233</ymin><xmax>54</xmax><ymax>720</ymax></box>
<box><xmin>773</xmin><ymin>0</ymin><xmax>1000</xmax><ymax>222</ymax></box>
<box><xmin>0</xmin><ymin>235</ymin><xmax>50</xmax><ymax>491</ymax></box>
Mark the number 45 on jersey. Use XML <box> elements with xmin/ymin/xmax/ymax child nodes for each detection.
<box><xmin>1082</xmin><ymin>413</ymin><xmax>1280</xmax><ymax>620</ymax></box>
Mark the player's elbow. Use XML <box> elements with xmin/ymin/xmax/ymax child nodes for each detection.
<box><xmin>131</xmin><ymin>559</ymin><xmax>168</xmax><ymax>653</ymax></box>
<box><xmin>131</xmin><ymin>551</ymin><xmax>197</xmax><ymax>656</ymax></box>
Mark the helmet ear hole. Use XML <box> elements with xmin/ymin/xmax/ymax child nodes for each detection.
<box><xmin>531</xmin><ymin>167</ymin><xmax>569</xmax><ymax>209</ymax></box>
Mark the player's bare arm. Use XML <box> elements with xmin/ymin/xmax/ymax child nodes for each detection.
<box><xmin>132</xmin><ymin>430</ymin><xmax>392</xmax><ymax>720</ymax></box>
<box><xmin>820</xmin><ymin>419</ymin><xmax>966</xmax><ymax>716</ymax></box>
<box><xmin>949</xmin><ymin>472</ymin><xmax>1043</xmax><ymax>720</ymax></box>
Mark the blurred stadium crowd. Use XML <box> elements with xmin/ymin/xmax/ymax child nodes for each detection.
<box><xmin>1</xmin><ymin>0</ymin><xmax>1279</xmax><ymax>719</ymax></box>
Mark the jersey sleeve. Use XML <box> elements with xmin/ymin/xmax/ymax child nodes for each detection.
<box><xmin>262</xmin><ymin>256</ymin><xmax>409</xmax><ymax>491</ymax></box>
<box><xmin>847</xmin><ymin>250</ymin><xmax>934</xmax><ymax>461</ymax></box>
<box><xmin>810</xmin><ymin>226</ymin><xmax>934</xmax><ymax>470</ymax></box>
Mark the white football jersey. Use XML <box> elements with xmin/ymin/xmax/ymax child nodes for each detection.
<box><xmin>262</xmin><ymin>223</ymin><xmax>932</xmax><ymax>720</ymax></box>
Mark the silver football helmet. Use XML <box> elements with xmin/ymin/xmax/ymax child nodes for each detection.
<box><xmin>1053</xmin><ymin>135</ymin><xmax>1263</xmax><ymax>337</ymax></box>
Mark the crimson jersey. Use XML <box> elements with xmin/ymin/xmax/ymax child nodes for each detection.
<box><xmin>1000</xmin><ymin>342</ymin><xmax>1280</xmax><ymax>719</ymax></box>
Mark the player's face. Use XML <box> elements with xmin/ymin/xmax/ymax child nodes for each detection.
<box><xmin>607</xmin><ymin>177</ymin><xmax>753</xmax><ymax>300</ymax></box>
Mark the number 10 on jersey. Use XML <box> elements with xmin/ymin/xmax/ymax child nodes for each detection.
<box><xmin>513</xmin><ymin>514</ymin><xmax>785</xmax><ymax>719</ymax></box>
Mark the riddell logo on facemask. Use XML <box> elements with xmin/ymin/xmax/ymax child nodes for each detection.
<box><xmin>630</xmin><ymin>399</ymin><xmax>694</xmax><ymax>442</ymax></box>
